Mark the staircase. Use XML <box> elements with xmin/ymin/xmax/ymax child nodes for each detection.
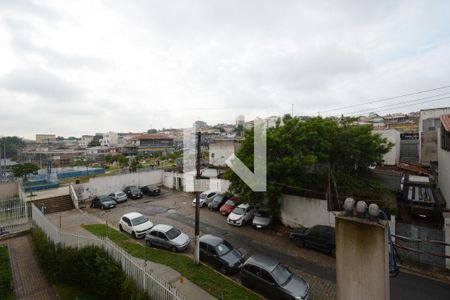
<box><xmin>32</xmin><ymin>194</ymin><xmax>75</xmax><ymax>214</ymax></box>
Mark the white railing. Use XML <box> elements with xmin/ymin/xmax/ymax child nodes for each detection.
<box><xmin>0</xmin><ymin>197</ymin><xmax>31</xmax><ymax>234</ymax></box>
<box><xmin>31</xmin><ymin>204</ymin><xmax>187</xmax><ymax>300</ymax></box>
<box><xmin>69</xmin><ymin>185</ymin><xmax>79</xmax><ymax>209</ymax></box>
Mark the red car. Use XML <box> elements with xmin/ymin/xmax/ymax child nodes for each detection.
<box><xmin>220</xmin><ymin>198</ymin><xmax>237</xmax><ymax>216</ymax></box>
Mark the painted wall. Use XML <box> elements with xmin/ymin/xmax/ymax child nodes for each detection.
<box><xmin>0</xmin><ymin>182</ymin><xmax>19</xmax><ymax>199</ymax></box>
<box><xmin>336</xmin><ymin>217</ymin><xmax>389</xmax><ymax>300</ymax></box>
<box><xmin>438</xmin><ymin>127</ymin><xmax>450</xmax><ymax>207</ymax></box>
<box><xmin>163</xmin><ymin>172</ymin><xmax>230</xmax><ymax>193</ymax></box>
<box><xmin>81</xmin><ymin>170</ymin><xmax>164</xmax><ymax>197</ymax></box>
<box><xmin>280</xmin><ymin>193</ymin><xmax>336</xmax><ymax>228</ymax></box>
<box><xmin>419</xmin><ymin>107</ymin><xmax>450</xmax><ymax>163</ymax></box>
<box><xmin>373</xmin><ymin>129</ymin><xmax>401</xmax><ymax>165</ymax></box>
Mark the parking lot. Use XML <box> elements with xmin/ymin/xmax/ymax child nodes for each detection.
<box><xmin>86</xmin><ymin>187</ymin><xmax>337</xmax><ymax>299</ymax></box>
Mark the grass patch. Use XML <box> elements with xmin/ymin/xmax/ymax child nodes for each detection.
<box><xmin>83</xmin><ymin>224</ymin><xmax>261</xmax><ymax>300</ymax></box>
<box><xmin>54</xmin><ymin>283</ymin><xmax>97</xmax><ymax>300</ymax></box>
<box><xmin>0</xmin><ymin>245</ymin><xmax>15</xmax><ymax>300</ymax></box>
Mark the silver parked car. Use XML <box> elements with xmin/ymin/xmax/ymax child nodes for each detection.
<box><xmin>145</xmin><ymin>224</ymin><xmax>191</xmax><ymax>252</ymax></box>
<box><xmin>109</xmin><ymin>191</ymin><xmax>128</xmax><ymax>203</ymax></box>
<box><xmin>252</xmin><ymin>208</ymin><xmax>273</xmax><ymax>229</ymax></box>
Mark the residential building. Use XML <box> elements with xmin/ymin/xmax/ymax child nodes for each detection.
<box><xmin>373</xmin><ymin>129</ymin><xmax>401</xmax><ymax>165</ymax></box>
<box><xmin>208</xmin><ymin>138</ymin><xmax>242</xmax><ymax>167</ymax></box>
<box><xmin>36</xmin><ymin>134</ymin><xmax>56</xmax><ymax>144</ymax></box>
<box><xmin>438</xmin><ymin>114</ymin><xmax>450</xmax><ymax>207</ymax></box>
<box><xmin>419</xmin><ymin>107</ymin><xmax>450</xmax><ymax>165</ymax></box>
<box><xmin>80</xmin><ymin>135</ymin><xmax>94</xmax><ymax>147</ymax></box>
<box><xmin>194</xmin><ymin>120</ymin><xmax>208</xmax><ymax>130</ymax></box>
<box><xmin>100</xmin><ymin>132</ymin><xmax>119</xmax><ymax>147</ymax></box>
<box><xmin>130</xmin><ymin>134</ymin><xmax>174</xmax><ymax>154</ymax></box>
<box><xmin>18</xmin><ymin>147</ymin><xmax>85</xmax><ymax>168</ymax></box>
<box><xmin>236</xmin><ymin>115</ymin><xmax>245</xmax><ymax>126</ymax></box>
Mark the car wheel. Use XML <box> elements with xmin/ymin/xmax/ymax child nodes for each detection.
<box><xmin>295</xmin><ymin>238</ymin><xmax>304</xmax><ymax>248</ymax></box>
<box><xmin>146</xmin><ymin>239</ymin><xmax>152</xmax><ymax>247</ymax></box>
<box><xmin>132</xmin><ymin>231</ymin><xmax>136</xmax><ymax>239</ymax></box>
<box><xmin>219</xmin><ymin>266</ymin><xmax>227</xmax><ymax>275</ymax></box>
<box><xmin>119</xmin><ymin>224</ymin><xmax>123</xmax><ymax>231</ymax></box>
<box><xmin>170</xmin><ymin>246</ymin><xmax>177</xmax><ymax>253</ymax></box>
<box><xmin>331</xmin><ymin>248</ymin><xmax>336</xmax><ymax>258</ymax></box>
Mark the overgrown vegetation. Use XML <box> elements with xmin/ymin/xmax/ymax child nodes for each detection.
<box><xmin>83</xmin><ymin>224</ymin><xmax>262</xmax><ymax>300</ymax></box>
<box><xmin>225</xmin><ymin>115</ymin><xmax>395</xmax><ymax>214</ymax></box>
<box><xmin>31</xmin><ymin>228</ymin><xmax>148</xmax><ymax>300</ymax></box>
<box><xmin>0</xmin><ymin>245</ymin><xmax>15</xmax><ymax>300</ymax></box>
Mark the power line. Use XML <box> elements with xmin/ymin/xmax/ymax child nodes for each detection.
<box><xmin>345</xmin><ymin>92</ymin><xmax>450</xmax><ymax>115</ymax></box>
<box><xmin>319</xmin><ymin>85</ymin><xmax>450</xmax><ymax>114</ymax></box>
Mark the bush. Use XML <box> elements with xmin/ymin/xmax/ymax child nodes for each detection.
<box><xmin>31</xmin><ymin>228</ymin><xmax>148</xmax><ymax>300</ymax></box>
<box><xmin>0</xmin><ymin>245</ymin><xmax>14</xmax><ymax>299</ymax></box>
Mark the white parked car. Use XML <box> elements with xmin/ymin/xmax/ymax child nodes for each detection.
<box><xmin>227</xmin><ymin>203</ymin><xmax>256</xmax><ymax>226</ymax></box>
<box><xmin>119</xmin><ymin>212</ymin><xmax>153</xmax><ymax>238</ymax></box>
<box><xmin>192</xmin><ymin>190</ymin><xmax>219</xmax><ymax>207</ymax></box>
<box><xmin>109</xmin><ymin>191</ymin><xmax>128</xmax><ymax>203</ymax></box>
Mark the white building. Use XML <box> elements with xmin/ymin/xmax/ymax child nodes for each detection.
<box><xmin>438</xmin><ymin>114</ymin><xmax>450</xmax><ymax>208</ymax></box>
<box><xmin>209</xmin><ymin>138</ymin><xmax>242</xmax><ymax>167</ymax></box>
<box><xmin>235</xmin><ymin>115</ymin><xmax>245</xmax><ymax>126</ymax></box>
<box><xmin>100</xmin><ymin>132</ymin><xmax>119</xmax><ymax>147</ymax></box>
<box><xmin>79</xmin><ymin>135</ymin><xmax>94</xmax><ymax>147</ymax></box>
<box><xmin>419</xmin><ymin>107</ymin><xmax>450</xmax><ymax>165</ymax></box>
<box><xmin>373</xmin><ymin>129</ymin><xmax>401</xmax><ymax>166</ymax></box>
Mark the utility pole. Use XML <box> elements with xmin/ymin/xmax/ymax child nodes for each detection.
<box><xmin>194</xmin><ymin>131</ymin><xmax>201</xmax><ymax>264</ymax></box>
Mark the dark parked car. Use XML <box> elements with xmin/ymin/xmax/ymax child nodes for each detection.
<box><xmin>141</xmin><ymin>185</ymin><xmax>161</xmax><ymax>196</ymax></box>
<box><xmin>240</xmin><ymin>253</ymin><xmax>310</xmax><ymax>300</ymax></box>
<box><xmin>90</xmin><ymin>195</ymin><xmax>117</xmax><ymax>210</ymax></box>
<box><xmin>289</xmin><ymin>225</ymin><xmax>336</xmax><ymax>257</ymax></box>
<box><xmin>199</xmin><ymin>234</ymin><xmax>245</xmax><ymax>274</ymax></box>
<box><xmin>208</xmin><ymin>194</ymin><xmax>229</xmax><ymax>210</ymax></box>
<box><xmin>124</xmin><ymin>186</ymin><xmax>143</xmax><ymax>199</ymax></box>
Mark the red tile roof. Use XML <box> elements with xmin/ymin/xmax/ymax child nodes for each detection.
<box><xmin>441</xmin><ymin>114</ymin><xmax>450</xmax><ymax>132</ymax></box>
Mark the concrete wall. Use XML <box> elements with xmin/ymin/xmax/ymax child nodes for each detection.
<box><xmin>280</xmin><ymin>193</ymin><xmax>336</xmax><ymax>228</ymax></box>
<box><xmin>82</xmin><ymin>170</ymin><xmax>163</xmax><ymax>197</ymax></box>
<box><xmin>373</xmin><ymin>129</ymin><xmax>401</xmax><ymax>165</ymax></box>
<box><xmin>163</xmin><ymin>172</ymin><xmax>231</xmax><ymax>193</ymax></box>
<box><xmin>209</xmin><ymin>140</ymin><xmax>238</xmax><ymax>167</ymax></box>
<box><xmin>0</xmin><ymin>182</ymin><xmax>19</xmax><ymax>199</ymax></box>
<box><xmin>421</xmin><ymin>131</ymin><xmax>438</xmax><ymax>165</ymax></box>
<box><xmin>419</xmin><ymin>107</ymin><xmax>450</xmax><ymax>163</ymax></box>
<box><xmin>438</xmin><ymin>127</ymin><xmax>450</xmax><ymax>207</ymax></box>
<box><xmin>336</xmin><ymin>216</ymin><xmax>389</xmax><ymax>300</ymax></box>
<box><xmin>444</xmin><ymin>212</ymin><xmax>450</xmax><ymax>269</ymax></box>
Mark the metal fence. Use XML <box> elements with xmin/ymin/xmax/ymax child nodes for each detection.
<box><xmin>31</xmin><ymin>204</ymin><xmax>187</xmax><ymax>300</ymax></box>
<box><xmin>0</xmin><ymin>196</ymin><xmax>31</xmax><ymax>234</ymax></box>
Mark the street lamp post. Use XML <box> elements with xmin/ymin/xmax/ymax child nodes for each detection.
<box><xmin>194</xmin><ymin>131</ymin><xmax>201</xmax><ymax>264</ymax></box>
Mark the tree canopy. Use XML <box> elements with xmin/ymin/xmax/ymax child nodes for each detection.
<box><xmin>12</xmin><ymin>163</ymin><xmax>39</xmax><ymax>179</ymax></box>
<box><xmin>225</xmin><ymin>116</ymin><xmax>393</xmax><ymax>213</ymax></box>
<box><xmin>0</xmin><ymin>136</ymin><xmax>26</xmax><ymax>158</ymax></box>
<box><xmin>88</xmin><ymin>140</ymin><xmax>101</xmax><ymax>147</ymax></box>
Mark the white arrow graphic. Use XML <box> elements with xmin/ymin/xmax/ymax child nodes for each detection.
<box><xmin>226</xmin><ymin>118</ymin><xmax>267</xmax><ymax>191</ymax></box>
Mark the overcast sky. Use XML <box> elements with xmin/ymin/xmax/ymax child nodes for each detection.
<box><xmin>1</xmin><ymin>0</ymin><xmax>450</xmax><ymax>139</ymax></box>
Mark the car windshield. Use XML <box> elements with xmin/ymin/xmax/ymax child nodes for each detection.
<box><xmin>117</xmin><ymin>192</ymin><xmax>126</xmax><ymax>197</ymax></box>
<box><xmin>99</xmin><ymin>196</ymin><xmax>113</xmax><ymax>202</ymax></box>
<box><xmin>233</xmin><ymin>207</ymin><xmax>246</xmax><ymax>215</ymax></box>
<box><xmin>255</xmin><ymin>210</ymin><xmax>271</xmax><ymax>217</ymax></box>
<box><xmin>166</xmin><ymin>227</ymin><xmax>181</xmax><ymax>240</ymax></box>
<box><xmin>212</xmin><ymin>195</ymin><xmax>223</xmax><ymax>203</ymax></box>
<box><xmin>215</xmin><ymin>241</ymin><xmax>232</xmax><ymax>256</ymax></box>
<box><xmin>224</xmin><ymin>200</ymin><xmax>235</xmax><ymax>206</ymax></box>
<box><xmin>131</xmin><ymin>215</ymin><xmax>149</xmax><ymax>226</ymax></box>
<box><xmin>200</xmin><ymin>193</ymin><xmax>207</xmax><ymax>199</ymax></box>
<box><xmin>271</xmin><ymin>264</ymin><xmax>292</xmax><ymax>286</ymax></box>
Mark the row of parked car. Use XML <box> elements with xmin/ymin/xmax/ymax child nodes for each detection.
<box><xmin>192</xmin><ymin>190</ymin><xmax>274</xmax><ymax>229</ymax></box>
<box><xmin>90</xmin><ymin>185</ymin><xmax>161</xmax><ymax>210</ymax></box>
<box><xmin>194</xmin><ymin>190</ymin><xmax>337</xmax><ymax>257</ymax></box>
<box><xmin>116</xmin><ymin>210</ymin><xmax>311</xmax><ymax>300</ymax></box>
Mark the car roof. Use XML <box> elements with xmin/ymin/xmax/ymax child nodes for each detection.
<box><xmin>236</xmin><ymin>203</ymin><xmax>250</xmax><ymax>208</ymax></box>
<box><xmin>151</xmin><ymin>224</ymin><xmax>173</xmax><ymax>232</ymax></box>
<box><xmin>199</xmin><ymin>234</ymin><xmax>224</xmax><ymax>246</ymax></box>
<box><xmin>202</xmin><ymin>190</ymin><xmax>218</xmax><ymax>194</ymax></box>
<box><xmin>122</xmin><ymin>212</ymin><xmax>143</xmax><ymax>219</ymax></box>
<box><xmin>99</xmin><ymin>195</ymin><xmax>113</xmax><ymax>199</ymax></box>
<box><xmin>245</xmin><ymin>253</ymin><xmax>279</xmax><ymax>272</ymax></box>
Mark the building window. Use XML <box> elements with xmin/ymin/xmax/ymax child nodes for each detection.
<box><xmin>211</xmin><ymin>153</ymin><xmax>215</xmax><ymax>159</ymax></box>
<box><xmin>442</xmin><ymin>125</ymin><xmax>450</xmax><ymax>151</ymax></box>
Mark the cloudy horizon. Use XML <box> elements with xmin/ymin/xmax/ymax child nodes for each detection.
<box><xmin>1</xmin><ymin>0</ymin><xmax>450</xmax><ymax>139</ymax></box>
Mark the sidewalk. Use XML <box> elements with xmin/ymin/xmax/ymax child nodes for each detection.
<box><xmin>46</xmin><ymin>209</ymin><xmax>216</xmax><ymax>300</ymax></box>
<box><xmin>3</xmin><ymin>235</ymin><xmax>58</xmax><ymax>300</ymax></box>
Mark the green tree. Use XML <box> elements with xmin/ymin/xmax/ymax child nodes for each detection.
<box><xmin>0</xmin><ymin>136</ymin><xmax>26</xmax><ymax>158</ymax></box>
<box><xmin>12</xmin><ymin>163</ymin><xmax>40</xmax><ymax>179</ymax></box>
<box><xmin>147</xmin><ymin>129</ymin><xmax>158</xmax><ymax>134</ymax></box>
<box><xmin>225</xmin><ymin>116</ymin><xmax>393</xmax><ymax>214</ymax></box>
<box><xmin>87</xmin><ymin>140</ymin><xmax>101</xmax><ymax>147</ymax></box>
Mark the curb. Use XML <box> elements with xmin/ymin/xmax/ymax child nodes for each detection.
<box><xmin>398</xmin><ymin>264</ymin><xmax>450</xmax><ymax>285</ymax></box>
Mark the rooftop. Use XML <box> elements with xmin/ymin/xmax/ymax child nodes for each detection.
<box><xmin>132</xmin><ymin>134</ymin><xmax>173</xmax><ymax>140</ymax></box>
<box><xmin>441</xmin><ymin>114</ymin><xmax>450</xmax><ymax>131</ymax></box>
